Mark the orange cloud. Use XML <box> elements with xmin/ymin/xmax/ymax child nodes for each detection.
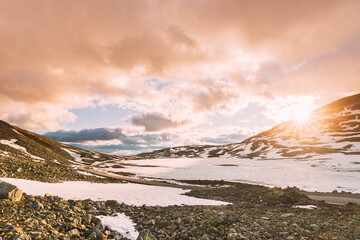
<box><xmin>0</xmin><ymin>0</ymin><xmax>359</xmax><ymax>129</ymax></box>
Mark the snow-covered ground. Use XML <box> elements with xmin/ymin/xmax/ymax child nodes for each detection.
<box><xmin>62</xmin><ymin>148</ymin><xmax>86</xmax><ymax>165</ymax></box>
<box><xmin>98</xmin><ymin>214</ymin><xmax>139</xmax><ymax>240</ymax></box>
<box><xmin>105</xmin><ymin>155</ymin><xmax>360</xmax><ymax>193</ymax></box>
<box><xmin>0</xmin><ymin>178</ymin><xmax>229</xmax><ymax>206</ymax></box>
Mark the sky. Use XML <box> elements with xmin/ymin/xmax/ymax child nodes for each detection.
<box><xmin>0</xmin><ymin>0</ymin><xmax>360</xmax><ymax>155</ymax></box>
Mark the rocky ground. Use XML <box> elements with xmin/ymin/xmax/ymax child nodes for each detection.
<box><xmin>0</xmin><ymin>193</ymin><xmax>129</xmax><ymax>240</ymax></box>
<box><xmin>1</xmin><ymin>182</ymin><xmax>360</xmax><ymax>240</ymax></box>
<box><xmin>0</xmin><ymin>156</ymin><xmax>123</xmax><ymax>183</ymax></box>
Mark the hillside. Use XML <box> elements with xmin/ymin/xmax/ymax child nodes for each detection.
<box><xmin>137</xmin><ymin>93</ymin><xmax>360</xmax><ymax>161</ymax></box>
<box><xmin>0</xmin><ymin>120</ymin><xmax>121</xmax><ymax>182</ymax></box>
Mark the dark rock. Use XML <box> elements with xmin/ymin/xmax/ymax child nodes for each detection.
<box><xmin>29</xmin><ymin>201</ymin><xmax>44</xmax><ymax>209</ymax></box>
<box><xmin>105</xmin><ymin>200</ymin><xmax>119</xmax><ymax>208</ymax></box>
<box><xmin>0</xmin><ymin>181</ymin><xmax>23</xmax><ymax>202</ymax></box>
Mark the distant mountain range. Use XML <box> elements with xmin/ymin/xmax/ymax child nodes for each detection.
<box><xmin>1</xmin><ymin>93</ymin><xmax>359</xmax><ymax>180</ymax></box>
<box><xmin>137</xmin><ymin>93</ymin><xmax>360</xmax><ymax>160</ymax></box>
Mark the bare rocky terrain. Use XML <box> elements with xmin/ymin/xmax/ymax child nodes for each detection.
<box><xmin>1</xmin><ymin>183</ymin><xmax>360</xmax><ymax>240</ymax></box>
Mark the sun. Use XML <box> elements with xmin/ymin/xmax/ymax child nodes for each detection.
<box><xmin>291</xmin><ymin>106</ymin><xmax>312</xmax><ymax>123</ymax></box>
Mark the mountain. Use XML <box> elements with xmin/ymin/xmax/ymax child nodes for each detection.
<box><xmin>137</xmin><ymin>93</ymin><xmax>360</xmax><ymax>161</ymax></box>
<box><xmin>2</xmin><ymin>93</ymin><xmax>359</xmax><ymax>181</ymax></box>
<box><xmin>0</xmin><ymin>120</ymin><xmax>121</xmax><ymax>182</ymax></box>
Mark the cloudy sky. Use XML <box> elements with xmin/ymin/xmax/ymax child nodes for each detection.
<box><xmin>1</xmin><ymin>0</ymin><xmax>359</xmax><ymax>155</ymax></box>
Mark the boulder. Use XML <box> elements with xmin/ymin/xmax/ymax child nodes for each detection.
<box><xmin>29</xmin><ymin>201</ymin><xmax>44</xmax><ymax>209</ymax></box>
<box><xmin>68</xmin><ymin>229</ymin><xmax>80</xmax><ymax>239</ymax></box>
<box><xmin>105</xmin><ymin>199</ymin><xmax>119</xmax><ymax>208</ymax></box>
<box><xmin>0</xmin><ymin>181</ymin><xmax>23</xmax><ymax>202</ymax></box>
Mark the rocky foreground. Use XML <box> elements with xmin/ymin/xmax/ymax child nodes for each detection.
<box><xmin>0</xmin><ymin>181</ymin><xmax>360</xmax><ymax>240</ymax></box>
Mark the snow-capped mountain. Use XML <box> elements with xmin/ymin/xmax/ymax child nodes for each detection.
<box><xmin>137</xmin><ymin>93</ymin><xmax>360</xmax><ymax>161</ymax></box>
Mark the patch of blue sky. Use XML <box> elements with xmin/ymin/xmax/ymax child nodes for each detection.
<box><xmin>70</xmin><ymin>143</ymin><xmax>162</xmax><ymax>155</ymax></box>
<box><xmin>219</xmin><ymin>77</ymin><xmax>230</xmax><ymax>83</ymax></box>
<box><xmin>66</xmin><ymin>103</ymin><xmax>141</xmax><ymax>130</ymax></box>
<box><xmin>144</xmin><ymin>78</ymin><xmax>172</xmax><ymax>90</ymax></box>
<box><xmin>205</xmin><ymin>103</ymin><xmax>276</xmax><ymax>129</ymax></box>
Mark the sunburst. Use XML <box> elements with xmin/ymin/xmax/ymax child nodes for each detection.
<box><xmin>292</xmin><ymin>106</ymin><xmax>312</xmax><ymax>123</ymax></box>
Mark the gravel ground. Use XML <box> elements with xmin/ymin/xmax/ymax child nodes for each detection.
<box><xmin>1</xmin><ymin>182</ymin><xmax>360</xmax><ymax>240</ymax></box>
<box><xmin>0</xmin><ymin>156</ymin><xmax>124</xmax><ymax>183</ymax></box>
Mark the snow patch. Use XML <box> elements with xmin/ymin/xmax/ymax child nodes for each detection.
<box><xmin>330</xmin><ymin>108</ymin><xmax>360</xmax><ymax>118</ymax></box>
<box><xmin>0</xmin><ymin>139</ymin><xmax>44</xmax><ymax>161</ymax></box>
<box><xmin>0</xmin><ymin>178</ymin><xmax>230</xmax><ymax>206</ymax></box>
<box><xmin>62</xmin><ymin>148</ymin><xmax>85</xmax><ymax>165</ymax></box>
<box><xmin>292</xmin><ymin>205</ymin><xmax>317</xmax><ymax>209</ymax></box>
<box><xmin>13</xmin><ymin>129</ymin><xmax>24</xmax><ymax>136</ymax></box>
<box><xmin>0</xmin><ymin>139</ymin><xmax>27</xmax><ymax>152</ymax></box>
<box><xmin>98</xmin><ymin>214</ymin><xmax>139</xmax><ymax>240</ymax></box>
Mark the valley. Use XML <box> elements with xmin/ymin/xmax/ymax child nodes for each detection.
<box><xmin>1</xmin><ymin>93</ymin><xmax>360</xmax><ymax>239</ymax></box>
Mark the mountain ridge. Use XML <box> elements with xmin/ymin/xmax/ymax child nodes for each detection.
<box><xmin>136</xmin><ymin>93</ymin><xmax>360</xmax><ymax>160</ymax></box>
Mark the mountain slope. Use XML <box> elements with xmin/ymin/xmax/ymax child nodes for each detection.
<box><xmin>137</xmin><ymin>93</ymin><xmax>360</xmax><ymax>161</ymax></box>
<box><xmin>0</xmin><ymin>120</ymin><xmax>122</xmax><ymax>182</ymax></box>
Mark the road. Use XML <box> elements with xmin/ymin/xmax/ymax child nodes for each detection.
<box><xmin>306</xmin><ymin>192</ymin><xmax>360</xmax><ymax>205</ymax></box>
